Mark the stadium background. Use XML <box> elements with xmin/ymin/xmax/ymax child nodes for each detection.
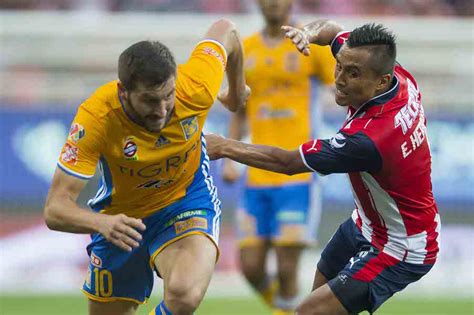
<box><xmin>0</xmin><ymin>1</ymin><xmax>473</xmax><ymax>314</ymax></box>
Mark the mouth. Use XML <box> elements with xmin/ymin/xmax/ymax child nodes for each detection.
<box><xmin>335</xmin><ymin>88</ymin><xmax>348</xmax><ymax>97</ymax></box>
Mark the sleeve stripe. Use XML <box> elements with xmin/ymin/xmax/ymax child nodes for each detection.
<box><xmin>57</xmin><ymin>162</ymin><xmax>94</xmax><ymax>180</ymax></box>
<box><xmin>298</xmin><ymin>145</ymin><xmax>327</xmax><ymax>177</ymax></box>
<box><xmin>197</xmin><ymin>39</ymin><xmax>228</xmax><ymax>64</ymax></box>
<box><xmin>299</xmin><ymin>144</ymin><xmax>316</xmax><ymax>172</ymax></box>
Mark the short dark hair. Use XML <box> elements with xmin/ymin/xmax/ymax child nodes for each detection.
<box><xmin>118</xmin><ymin>40</ymin><xmax>176</xmax><ymax>91</ymax></box>
<box><xmin>347</xmin><ymin>23</ymin><xmax>397</xmax><ymax>76</ymax></box>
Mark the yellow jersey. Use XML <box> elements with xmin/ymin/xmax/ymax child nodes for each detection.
<box><xmin>58</xmin><ymin>40</ymin><xmax>227</xmax><ymax>218</ymax></box>
<box><xmin>243</xmin><ymin>32</ymin><xmax>335</xmax><ymax>187</ymax></box>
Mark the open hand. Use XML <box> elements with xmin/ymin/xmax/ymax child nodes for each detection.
<box><xmin>97</xmin><ymin>214</ymin><xmax>146</xmax><ymax>252</ymax></box>
<box><xmin>282</xmin><ymin>25</ymin><xmax>311</xmax><ymax>56</ymax></box>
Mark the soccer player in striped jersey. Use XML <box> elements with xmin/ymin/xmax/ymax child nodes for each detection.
<box><xmin>222</xmin><ymin>1</ymin><xmax>335</xmax><ymax>313</ymax></box>
<box><xmin>205</xmin><ymin>20</ymin><xmax>440</xmax><ymax>315</ymax></box>
<box><xmin>44</xmin><ymin>19</ymin><xmax>249</xmax><ymax>315</ymax></box>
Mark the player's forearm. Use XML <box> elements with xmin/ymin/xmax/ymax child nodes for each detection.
<box><xmin>303</xmin><ymin>20</ymin><xmax>344</xmax><ymax>46</ymax></box>
<box><xmin>227</xmin><ymin>107</ymin><xmax>246</xmax><ymax>141</ymax></box>
<box><xmin>225</xmin><ymin>29</ymin><xmax>246</xmax><ymax>112</ymax></box>
<box><xmin>218</xmin><ymin>138</ymin><xmax>296</xmax><ymax>175</ymax></box>
<box><xmin>44</xmin><ymin>197</ymin><xmax>102</xmax><ymax>234</ymax></box>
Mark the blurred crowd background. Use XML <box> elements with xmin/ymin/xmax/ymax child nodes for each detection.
<box><xmin>0</xmin><ymin>0</ymin><xmax>473</xmax><ymax>307</ymax></box>
<box><xmin>2</xmin><ymin>0</ymin><xmax>473</xmax><ymax>16</ymax></box>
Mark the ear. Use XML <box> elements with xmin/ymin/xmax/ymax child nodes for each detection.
<box><xmin>117</xmin><ymin>81</ymin><xmax>127</xmax><ymax>100</ymax></box>
<box><xmin>377</xmin><ymin>74</ymin><xmax>392</xmax><ymax>91</ymax></box>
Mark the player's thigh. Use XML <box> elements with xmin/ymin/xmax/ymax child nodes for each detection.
<box><xmin>239</xmin><ymin>241</ymin><xmax>271</xmax><ymax>274</ymax></box>
<box><xmin>296</xmin><ymin>283</ymin><xmax>348</xmax><ymax>315</ymax></box>
<box><xmin>274</xmin><ymin>244</ymin><xmax>305</xmax><ymax>273</ymax></box>
<box><xmin>316</xmin><ymin>218</ymin><xmax>361</xmax><ymax>282</ymax></box>
<box><xmin>88</xmin><ymin>299</ymin><xmax>138</xmax><ymax>315</ymax></box>
<box><xmin>312</xmin><ymin>268</ymin><xmax>329</xmax><ymax>291</ymax></box>
<box><xmin>154</xmin><ymin>233</ymin><xmax>217</xmax><ymax>292</ymax></box>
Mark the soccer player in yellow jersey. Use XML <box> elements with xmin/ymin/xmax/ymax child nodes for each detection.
<box><xmin>222</xmin><ymin>1</ymin><xmax>335</xmax><ymax>314</ymax></box>
<box><xmin>43</xmin><ymin>18</ymin><xmax>249</xmax><ymax>315</ymax></box>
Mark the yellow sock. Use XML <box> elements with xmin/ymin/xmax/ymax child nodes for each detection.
<box><xmin>259</xmin><ymin>278</ymin><xmax>279</xmax><ymax>307</ymax></box>
<box><xmin>272</xmin><ymin>309</ymin><xmax>294</xmax><ymax>315</ymax></box>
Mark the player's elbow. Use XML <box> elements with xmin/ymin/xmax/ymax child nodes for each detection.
<box><xmin>212</xmin><ymin>18</ymin><xmax>237</xmax><ymax>34</ymax></box>
<box><xmin>43</xmin><ymin>201</ymin><xmax>61</xmax><ymax>231</ymax></box>
<box><xmin>282</xmin><ymin>164</ymin><xmax>301</xmax><ymax>176</ymax></box>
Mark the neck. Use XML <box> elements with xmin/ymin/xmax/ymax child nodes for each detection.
<box><xmin>264</xmin><ymin>17</ymin><xmax>290</xmax><ymax>39</ymax></box>
<box><xmin>353</xmin><ymin>78</ymin><xmax>394</xmax><ymax>110</ymax></box>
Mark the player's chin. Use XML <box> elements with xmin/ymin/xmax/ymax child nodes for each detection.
<box><xmin>335</xmin><ymin>95</ymin><xmax>350</xmax><ymax>107</ymax></box>
<box><xmin>145</xmin><ymin>120</ymin><xmax>166</xmax><ymax>133</ymax></box>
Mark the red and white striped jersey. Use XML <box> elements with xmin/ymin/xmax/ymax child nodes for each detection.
<box><xmin>299</xmin><ymin>32</ymin><xmax>440</xmax><ymax>265</ymax></box>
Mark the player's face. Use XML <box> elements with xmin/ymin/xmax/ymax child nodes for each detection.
<box><xmin>123</xmin><ymin>77</ymin><xmax>176</xmax><ymax>133</ymax></box>
<box><xmin>258</xmin><ymin>0</ymin><xmax>293</xmax><ymax>25</ymax></box>
<box><xmin>334</xmin><ymin>45</ymin><xmax>387</xmax><ymax>108</ymax></box>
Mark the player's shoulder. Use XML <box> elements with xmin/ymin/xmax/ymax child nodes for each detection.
<box><xmin>80</xmin><ymin>80</ymin><xmax>119</xmax><ymax>119</ymax></box>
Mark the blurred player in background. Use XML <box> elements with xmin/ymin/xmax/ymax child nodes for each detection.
<box><xmin>222</xmin><ymin>0</ymin><xmax>335</xmax><ymax>314</ymax></box>
<box><xmin>206</xmin><ymin>20</ymin><xmax>440</xmax><ymax>315</ymax></box>
<box><xmin>44</xmin><ymin>18</ymin><xmax>249</xmax><ymax>315</ymax></box>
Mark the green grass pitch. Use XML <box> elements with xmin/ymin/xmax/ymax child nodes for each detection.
<box><xmin>0</xmin><ymin>295</ymin><xmax>473</xmax><ymax>314</ymax></box>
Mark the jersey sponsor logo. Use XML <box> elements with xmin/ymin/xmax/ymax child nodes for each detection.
<box><xmin>155</xmin><ymin>135</ymin><xmax>170</xmax><ymax>147</ymax></box>
<box><xmin>338</xmin><ymin>273</ymin><xmax>349</xmax><ymax>285</ymax></box>
<box><xmin>136</xmin><ymin>178</ymin><xmax>175</xmax><ymax>189</ymax></box>
<box><xmin>330</xmin><ymin>133</ymin><xmax>346</xmax><ymax>149</ymax></box>
<box><xmin>277</xmin><ymin>210</ymin><xmax>305</xmax><ymax>223</ymax></box>
<box><xmin>203</xmin><ymin>46</ymin><xmax>225</xmax><ymax>67</ymax></box>
<box><xmin>118</xmin><ymin>139</ymin><xmax>199</xmax><ymax>187</ymax></box>
<box><xmin>61</xmin><ymin>143</ymin><xmax>78</xmax><ymax>165</ymax></box>
<box><xmin>174</xmin><ymin>217</ymin><xmax>208</xmax><ymax>235</ymax></box>
<box><xmin>394</xmin><ymin>78</ymin><xmax>422</xmax><ymax>135</ymax></box>
<box><xmin>68</xmin><ymin>123</ymin><xmax>85</xmax><ymax>143</ymax></box>
<box><xmin>180</xmin><ymin>116</ymin><xmax>199</xmax><ymax>141</ymax></box>
<box><xmin>165</xmin><ymin>209</ymin><xmax>208</xmax><ymax>228</ymax></box>
<box><xmin>91</xmin><ymin>252</ymin><xmax>102</xmax><ymax>267</ymax></box>
<box><xmin>349</xmin><ymin>257</ymin><xmax>360</xmax><ymax>269</ymax></box>
<box><xmin>284</xmin><ymin>52</ymin><xmax>300</xmax><ymax>72</ymax></box>
<box><xmin>123</xmin><ymin>137</ymin><xmax>138</xmax><ymax>160</ymax></box>
<box><xmin>303</xmin><ymin>139</ymin><xmax>321</xmax><ymax>153</ymax></box>
<box><xmin>337</xmin><ymin>32</ymin><xmax>349</xmax><ymax>45</ymax></box>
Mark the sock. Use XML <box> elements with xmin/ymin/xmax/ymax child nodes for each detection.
<box><xmin>273</xmin><ymin>294</ymin><xmax>299</xmax><ymax>311</ymax></box>
<box><xmin>150</xmin><ymin>300</ymin><xmax>173</xmax><ymax>315</ymax></box>
<box><xmin>257</xmin><ymin>276</ymin><xmax>279</xmax><ymax>307</ymax></box>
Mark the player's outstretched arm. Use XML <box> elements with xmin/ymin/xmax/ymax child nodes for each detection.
<box><xmin>282</xmin><ymin>20</ymin><xmax>344</xmax><ymax>56</ymax></box>
<box><xmin>44</xmin><ymin>168</ymin><xmax>146</xmax><ymax>252</ymax></box>
<box><xmin>205</xmin><ymin>18</ymin><xmax>250</xmax><ymax>112</ymax></box>
<box><xmin>205</xmin><ymin>133</ymin><xmax>309</xmax><ymax>176</ymax></box>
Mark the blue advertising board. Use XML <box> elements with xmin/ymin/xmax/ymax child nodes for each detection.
<box><xmin>0</xmin><ymin>107</ymin><xmax>472</xmax><ymax>209</ymax></box>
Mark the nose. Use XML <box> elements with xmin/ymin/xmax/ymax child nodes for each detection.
<box><xmin>154</xmin><ymin>102</ymin><xmax>168</xmax><ymax>118</ymax></box>
<box><xmin>335</xmin><ymin>72</ymin><xmax>346</xmax><ymax>88</ymax></box>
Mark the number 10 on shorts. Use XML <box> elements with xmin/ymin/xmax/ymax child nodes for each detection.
<box><xmin>86</xmin><ymin>267</ymin><xmax>113</xmax><ymax>297</ymax></box>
